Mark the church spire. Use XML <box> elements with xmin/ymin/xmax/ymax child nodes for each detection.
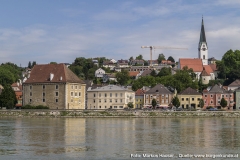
<box><xmin>199</xmin><ymin>17</ymin><xmax>207</xmax><ymax>49</ymax></box>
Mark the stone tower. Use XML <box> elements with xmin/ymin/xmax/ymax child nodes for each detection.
<box><xmin>198</xmin><ymin>17</ymin><xmax>208</xmax><ymax>65</ymax></box>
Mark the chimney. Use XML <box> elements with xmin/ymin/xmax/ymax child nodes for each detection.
<box><xmin>50</xmin><ymin>73</ymin><xmax>54</xmax><ymax>81</ymax></box>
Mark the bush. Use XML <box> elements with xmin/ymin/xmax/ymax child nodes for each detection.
<box><xmin>22</xmin><ymin>105</ymin><xmax>49</xmax><ymax>109</ymax></box>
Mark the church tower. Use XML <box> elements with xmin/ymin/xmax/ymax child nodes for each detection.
<box><xmin>198</xmin><ymin>17</ymin><xmax>208</xmax><ymax>65</ymax></box>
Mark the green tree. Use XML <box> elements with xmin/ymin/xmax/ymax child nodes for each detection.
<box><xmin>0</xmin><ymin>84</ymin><xmax>17</xmax><ymax>109</ymax></box>
<box><xmin>127</xmin><ymin>102</ymin><xmax>134</xmax><ymax>108</ymax></box>
<box><xmin>0</xmin><ymin>67</ymin><xmax>15</xmax><ymax>85</ymax></box>
<box><xmin>28</xmin><ymin>61</ymin><xmax>31</xmax><ymax>68</ymax></box>
<box><xmin>220</xmin><ymin>98</ymin><xmax>227</xmax><ymax>108</ymax></box>
<box><xmin>157</xmin><ymin>53</ymin><xmax>165</xmax><ymax>63</ymax></box>
<box><xmin>116</xmin><ymin>70</ymin><xmax>130</xmax><ymax>85</ymax></box>
<box><xmin>199</xmin><ymin>99</ymin><xmax>204</xmax><ymax>108</ymax></box>
<box><xmin>157</xmin><ymin>67</ymin><xmax>171</xmax><ymax>77</ymax></box>
<box><xmin>167</xmin><ymin>56</ymin><xmax>175</xmax><ymax>63</ymax></box>
<box><xmin>50</xmin><ymin>62</ymin><xmax>57</xmax><ymax>64</ymax></box>
<box><xmin>152</xmin><ymin>98</ymin><xmax>157</xmax><ymax>109</ymax></box>
<box><xmin>172</xmin><ymin>96</ymin><xmax>180</xmax><ymax>108</ymax></box>
<box><xmin>150</xmin><ymin>70</ymin><xmax>157</xmax><ymax>77</ymax></box>
<box><xmin>136</xmin><ymin>54</ymin><xmax>143</xmax><ymax>60</ymax></box>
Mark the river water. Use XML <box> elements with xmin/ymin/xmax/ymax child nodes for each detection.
<box><xmin>0</xmin><ymin>117</ymin><xmax>239</xmax><ymax>160</ymax></box>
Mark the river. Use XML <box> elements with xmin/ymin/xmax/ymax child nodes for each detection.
<box><xmin>0</xmin><ymin>117</ymin><xmax>239</xmax><ymax>159</ymax></box>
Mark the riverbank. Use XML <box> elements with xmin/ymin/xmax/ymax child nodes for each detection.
<box><xmin>1</xmin><ymin>110</ymin><xmax>240</xmax><ymax>118</ymax></box>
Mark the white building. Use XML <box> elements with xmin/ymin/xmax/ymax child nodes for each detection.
<box><xmin>95</xmin><ymin>68</ymin><xmax>105</xmax><ymax>78</ymax></box>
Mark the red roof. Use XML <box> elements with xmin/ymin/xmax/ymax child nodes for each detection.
<box><xmin>209</xmin><ymin>64</ymin><xmax>217</xmax><ymax>71</ymax></box>
<box><xmin>135</xmin><ymin>89</ymin><xmax>145</xmax><ymax>96</ymax></box>
<box><xmin>129</xmin><ymin>71</ymin><xmax>139</xmax><ymax>77</ymax></box>
<box><xmin>179</xmin><ymin>58</ymin><xmax>203</xmax><ymax>72</ymax></box>
<box><xmin>24</xmin><ymin>64</ymin><xmax>84</xmax><ymax>84</ymax></box>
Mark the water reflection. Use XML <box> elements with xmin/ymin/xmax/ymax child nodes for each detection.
<box><xmin>0</xmin><ymin>117</ymin><xmax>239</xmax><ymax>159</ymax></box>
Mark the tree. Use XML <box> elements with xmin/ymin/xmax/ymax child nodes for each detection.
<box><xmin>167</xmin><ymin>56</ymin><xmax>175</xmax><ymax>63</ymax></box>
<box><xmin>150</xmin><ymin>70</ymin><xmax>157</xmax><ymax>77</ymax></box>
<box><xmin>129</xmin><ymin>56</ymin><xmax>133</xmax><ymax>62</ymax></box>
<box><xmin>116</xmin><ymin>70</ymin><xmax>130</xmax><ymax>85</ymax></box>
<box><xmin>152</xmin><ymin>98</ymin><xmax>157</xmax><ymax>109</ymax></box>
<box><xmin>50</xmin><ymin>62</ymin><xmax>57</xmax><ymax>64</ymax></box>
<box><xmin>172</xmin><ymin>96</ymin><xmax>180</xmax><ymax>108</ymax></box>
<box><xmin>199</xmin><ymin>99</ymin><xmax>204</xmax><ymax>108</ymax></box>
<box><xmin>127</xmin><ymin>102</ymin><xmax>134</xmax><ymax>108</ymax></box>
<box><xmin>0</xmin><ymin>84</ymin><xmax>17</xmax><ymax>109</ymax></box>
<box><xmin>136</xmin><ymin>54</ymin><xmax>143</xmax><ymax>60</ymax></box>
<box><xmin>157</xmin><ymin>53</ymin><xmax>165</xmax><ymax>63</ymax></box>
<box><xmin>220</xmin><ymin>98</ymin><xmax>227</xmax><ymax>108</ymax></box>
<box><xmin>157</xmin><ymin>67</ymin><xmax>171</xmax><ymax>77</ymax></box>
<box><xmin>28</xmin><ymin>61</ymin><xmax>31</xmax><ymax>68</ymax></box>
<box><xmin>0</xmin><ymin>67</ymin><xmax>15</xmax><ymax>85</ymax></box>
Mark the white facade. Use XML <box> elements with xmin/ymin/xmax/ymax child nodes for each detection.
<box><xmin>199</xmin><ymin>42</ymin><xmax>208</xmax><ymax>65</ymax></box>
<box><xmin>95</xmin><ymin>68</ymin><xmax>106</xmax><ymax>78</ymax></box>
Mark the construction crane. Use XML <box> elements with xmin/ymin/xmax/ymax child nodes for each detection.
<box><xmin>141</xmin><ymin>46</ymin><xmax>188</xmax><ymax>67</ymax></box>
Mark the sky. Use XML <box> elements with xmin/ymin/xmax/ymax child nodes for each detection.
<box><xmin>1</xmin><ymin>0</ymin><xmax>240</xmax><ymax>67</ymax></box>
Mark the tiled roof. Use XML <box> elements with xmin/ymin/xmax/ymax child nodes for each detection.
<box><xmin>203</xmin><ymin>65</ymin><xmax>214</xmax><ymax>75</ymax></box>
<box><xmin>140</xmin><ymin>70</ymin><xmax>152</xmax><ymax>76</ymax></box>
<box><xmin>88</xmin><ymin>85</ymin><xmax>133</xmax><ymax>92</ymax></box>
<box><xmin>179</xmin><ymin>87</ymin><xmax>201</xmax><ymax>95</ymax></box>
<box><xmin>201</xmin><ymin>67</ymin><xmax>210</xmax><ymax>76</ymax></box>
<box><xmin>209</xmin><ymin>84</ymin><xmax>225</xmax><ymax>93</ymax></box>
<box><xmin>145</xmin><ymin>84</ymin><xmax>172</xmax><ymax>94</ymax></box>
<box><xmin>129</xmin><ymin>71</ymin><xmax>139</xmax><ymax>77</ymax></box>
<box><xmin>228</xmin><ymin>79</ymin><xmax>240</xmax><ymax>87</ymax></box>
<box><xmin>24</xmin><ymin>63</ymin><xmax>84</xmax><ymax>84</ymax></box>
<box><xmin>135</xmin><ymin>89</ymin><xmax>145</xmax><ymax>96</ymax></box>
<box><xmin>179</xmin><ymin>58</ymin><xmax>203</xmax><ymax>72</ymax></box>
<box><xmin>148</xmin><ymin>60</ymin><xmax>158</xmax><ymax>64</ymax></box>
<box><xmin>209</xmin><ymin>64</ymin><xmax>217</xmax><ymax>71</ymax></box>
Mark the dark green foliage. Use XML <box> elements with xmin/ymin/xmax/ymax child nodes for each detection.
<box><xmin>22</xmin><ymin>104</ymin><xmax>49</xmax><ymax>109</ymax></box>
<box><xmin>199</xmin><ymin>99</ymin><xmax>204</xmax><ymax>108</ymax></box>
<box><xmin>116</xmin><ymin>70</ymin><xmax>130</xmax><ymax>85</ymax></box>
<box><xmin>157</xmin><ymin>53</ymin><xmax>166</xmax><ymax>63</ymax></box>
<box><xmin>136</xmin><ymin>54</ymin><xmax>143</xmax><ymax>60</ymax></box>
<box><xmin>220</xmin><ymin>98</ymin><xmax>227</xmax><ymax>108</ymax></box>
<box><xmin>167</xmin><ymin>56</ymin><xmax>175</xmax><ymax>63</ymax></box>
<box><xmin>172</xmin><ymin>96</ymin><xmax>180</xmax><ymax>108</ymax></box>
<box><xmin>151</xmin><ymin>99</ymin><xmax>157</xmax><ymax>108</ymax></box>
<box><xmin>150</xmin><ymin>70</ymin><xmax>157</xmax><ymax>77</ymax></box>
<box><xmin>127</xmin><ymin>102</ymin><xmax>134</xmax><ymax>108</ymax></box>
<box><xmin>157</xmin><ymin>67</ymin><xmax>171</xmax><ymax>77</ymax></box>
<box><xmin>0</xmin><ymin>84</ymin><xmax>17</xmax><ymax>109</ymax></box>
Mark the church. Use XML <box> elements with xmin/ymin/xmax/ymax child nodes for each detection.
<box><xmin>178</xmin><ymin>18</ymin><xmax>218</xmax><ymax>84</ymax></box>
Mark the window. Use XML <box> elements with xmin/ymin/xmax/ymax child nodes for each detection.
<box><xmin>94</xmin><ymin>93</ymin><xmax>96</xmax><ymax>97</ymax></box>
<box><xmin>99</xmin><ymin>106</ymin><xmax>101</xmax><ymax>109</ymax></box>
<box><xmin>71</xmin><ymin>92</ymin><xmax>73</xmax><ymax>96</ymax></box>
<box><xmin>75</xmin><ymin>85</ymin><xmax>77</xmax><ymax>89</ymax></box>
<box><xmin>56</xmin><ymin>92</ymin><xmax>58</xmax><ymax>96</ymax></box>
<box><xmin>99</xmin><ymin>99</ymin><xmax>101</xmax><ymax>103</ymax></box>
<box><xmin>203</xmin><ymin>55</ymin><xmax>205</xmax><ymax>59</ymax></box>
<box><xmin>182</xmin><ymin>104</ymin><xmax>184</xmax><ymax>108</ymax></box>
<box><xmin>29</xmin><ymin>99</ymin><xmax>32</xmax><ymax>103</ymax></box>
<box><xmin>79</xmin><ymin>85</ymin><xmax>81</xmax><ymax>89</ymax></box>
<box><xmin>115</xmin><ymin>93</ymin><xmax>117</xmax><ymax>97</ymax></box>
<box><xmin>99</xmin><ymin>93</ymin><xmax>101</xmax><ymax>97</ymax></box>
<box><xmin>186</xmin><ymin>104</ymin><xmax>189</xmax><ymax>108</ymax></box>
<box><xmin>43</xmin><ymin>99</ymin><xmax>45</xmax><ymax>102</ymax></box>
<box><xmin>120</xmin><ymin>99</ymin><xmax>123</xmax><ymax>103</ymax></box>
<box><xmin>210</xmin><ymin>95</ymin><xmax>213</xmax><ymax>98</ymax></box>
<box><xmin>30</xmin><ymin>85</ymin><xmax>32</xmax><ymax>90</ymax></box>
<box><xmin>105</xmin><ymin>99</ymin><xmax>107</xmax><ymax>103</ymax></box>
<box><xmin>71</xmin><ymin>85</ymin><xmax>73</xmax><ymax>89</ymax></box>
<box><xmin>211</xmin><ymin>100</ymin><xmax>213</xmax><ymax>104</ymax></box>
<box><xmin>93</xmin><ymin>100</ymin><xmax>95</xmax><ymax>103</ymax></box>
<box><xmin>205</xmin><ymin>95</ymin><xmax>207</xmax><ymax>97</ymax></box>
<box><xmin>192</xmin><ymin>98</ymin><xmax>194</xmax><ymax>101</ymax></box>
<box><xmin>43</xmin><ymin>92</ymin><xmax>45</xmax><ymax>96</ymax></box>
<box><xmin>222</xmin><ymin>95</ymin><xmax>224</xmax><ymax>98</ymax></box>
<box><xmin>182</xmin><ymin>98</ymin><xmax>184</xmax><ymax>101</ymax></box>
<box><xmin>110</xmin><ymin>93</ymin><xmax>112</xmax><ymax>97</ymax></box>
<box><xmin>30</xmin><ymin>92</ymin><xmax>32</xmax><ymax>96</ymax></box>
<box><xmin>43</xmin><ymin>85</ymin><xmax>45</xmax><ymax>89</ymax></box>
<box><xmin>120</xmin><ymin>93</ymin><xmax>122</xmax><ymax>97</ymax></box>
<box><xmin>105</xmin><ymin>106</ymin><xmax>107</xmax><ymax>108</ymax></box>
<box><xmin>115</xmin><ymin>99</ymin><xmax>117</xmax><ymax>103</ymax></box>
<box><xmin>71</xmin><ymin>99</ymin><xmax>73</xmax><ymax>102</ymax></box>
<box><xmin>119</xmin><ymin>106</ymin><xmax>123</xmax><ymax>108</ymax></box>
<box><xmin>226</xmin><ymin>95</ymin><xmax>228</xmax><ymax>97</ymax></box>
<box><xmin>186</xmin><ymin>98</ymin><xmax>189</xmax><ymax>101</ymax></box>
<box><xmin>230</xmin><ymin>94</ymin><xmax>232</xmax><ymax>97</ymax></box>
<box><xmin>79</xmin><ymin>92</ymin><xmax>81</xmax><ymax>96</ymax></box>
<box><xmin>197</xmin><ymin>98</ymin><xmax>200</xmax><ymax>101</ymax></box>
<box><xmin>161</xmin><ymin>100</ymin><xmax>164</xmax><ymax>103</ymax></box>
<box><xmin>110</xmin><ymin>99</ymin><xmax>112</xmax><ymax>102</ymax></box>
<box><xmin>105</xmin><ymin>93</ymin><xmax>107</xmax><ymax>97</ymax></box>
<box><xmin>114</xmin><ymin>106</ymin><xmax>117</xmax><ymax>108</ymax></box>
<box><xmin>56</xmin><ymin>99</ymin><xmax>58</xmax><ymax>103</ymax></box>
<box><xmin>56</xmin><ymin>85</ymin><xmax>58</xmax><ymax>90</ymax></box>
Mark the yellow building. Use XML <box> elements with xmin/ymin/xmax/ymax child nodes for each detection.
<box><xmin>135</xmin><ymin>89</ymin><xmax>145</xmax><ymax>109</ymax></box>
<box><xmin>23</xmin><ymin>64</ymin><xmax>86</xmax><ymax>109</ymax></box>
<box><xmin>87</xmin><ymin>85</ymin><xmax>135</xmax><ymax>109</ymax></box>
<box><xmin>178</xmin><ymin>87</ymin><xmax>202</xmax><ymax>109</ymax></box>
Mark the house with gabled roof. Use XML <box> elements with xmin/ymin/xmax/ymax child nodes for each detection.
<box><xmin>202</xmin><ymin>84</ymin><xmax>234</xmax><ymax>109</ymax></box>
<box><xmin>23</xmin><ymin>63</ymin><xmax>86</xmax><ymax>109</ymax></box>
<box><xmin>135</xmin><ymin>89</ymin><xmax>145</xmax><ymax>109</ymax></box>
<box><xmin>178</xmin><ymin>87</ymin><xmax>202</xmax><ymax>109</ymax></box>
<box><xmin>144</xmin><ymin>84</ymin><xmax>174</xmax><ymax>107</ymax></box>
<box><xmin>228</xmin><ymin>79</ymin><xmax>240</xmax><ymax>91</ymax></box>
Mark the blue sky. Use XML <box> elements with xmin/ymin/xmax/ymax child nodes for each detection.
<box><xmin>1</xmin><ymin>0</ymin><xmax>240</xmax><ymax>66</ymax></box>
